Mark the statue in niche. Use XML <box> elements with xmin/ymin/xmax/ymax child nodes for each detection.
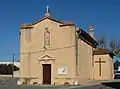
<box><xmin>44</xmin><ymin>27</ymin><xmax>50</xmax><ymax>48</ymax></box>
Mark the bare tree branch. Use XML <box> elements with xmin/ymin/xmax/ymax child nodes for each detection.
<box><xmin>97</xmin><ymin>36</ymin><xmax>120</xmax><ymax>58</ymax></box>
<box><xmin>97</xmin><ymin>36</ymin><xmax>106</xmax><ymax>48</ymax></box>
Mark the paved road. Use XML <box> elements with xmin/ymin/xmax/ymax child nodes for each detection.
<box><xmin>0</xmin><ymin>77</ymin><xmax>119</xmax><ymax>89</ymax></box>
<box><xmin>0</xmin><ymin>84</ymin><xmax>115</xmax><ymax>89</ymax></box>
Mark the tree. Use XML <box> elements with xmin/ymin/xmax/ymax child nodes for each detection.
<box><xmin>0</xmin><ymin>64</ymin><xmax>19</xmax><ymax>75</ymax></box>
<box><xmin>109</xmin><ymin>39</ymin><xmax>116</xmax><ymax>51</ymax></box>
<box><xmin>109</xmin><ymin>39</ymin><xmax>120</xmax><ymax>57</ymax></box>
<box><xmin>114</xmin><ymin>60</ymin><xmax>120</xmax><ymax>70</ymax></box>
<box><xmin>97</xmin><ymin>36</ymin><xmax>120</xmax><ymax>58</ymax></box>
<box><xmin>97</xmin><ymin>36</ymin><xmax>106</xmax><ymax>48</ymax></box>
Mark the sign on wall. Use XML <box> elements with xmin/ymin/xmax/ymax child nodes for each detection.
<box><xmin>58</xmin><ymin>67</ymin><xmax>67</xmax><ymax>74</ymax></box>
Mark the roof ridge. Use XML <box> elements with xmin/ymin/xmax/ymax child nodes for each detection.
<box><xmin>20</xmin><ymin>16</ymin><xmax>75</xmax><ymax>28</ymax></box>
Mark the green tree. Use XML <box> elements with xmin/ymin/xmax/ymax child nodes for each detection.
<box><xmin>0</xmin><ymin>64</ymin><xmax>19</xmax><ymax>75</ymax></box>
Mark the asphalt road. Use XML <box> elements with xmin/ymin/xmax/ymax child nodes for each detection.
<box><xmin>0</xmin><ymin>84</ymin><xmax>115</xmax><ymax>89</ymax></box>
<box><xmin>0</xmin><ymin>77</ymin><xmax>119</xmax><ymax>89</ymax></box>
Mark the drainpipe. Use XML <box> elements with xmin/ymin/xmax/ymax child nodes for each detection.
<box><xmin>74</xmin><ymin>23</ymin><xmax>78</xmax><ymax>85</ymax></box>
<box><xmin>92</xmin><ymin>47</ymin><xmax>94</xmax><ymax>80</ymax></box>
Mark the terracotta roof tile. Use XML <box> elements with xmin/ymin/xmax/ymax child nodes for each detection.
<box><xmin>93</xmin><ymin>48</ymin><xmax>114</xmax><ymax>55</ymax></box>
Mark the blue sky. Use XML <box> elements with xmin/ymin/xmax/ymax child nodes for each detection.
<box><xmin>0</xmin><ymin>0</ymin><xmax>120</xmax><ymax>61</ymax></box>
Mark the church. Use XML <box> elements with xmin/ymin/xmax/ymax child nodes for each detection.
<box><xmin>19</xmin><ymin>6</ymin><xmax>114</xmax><ymax>85</ymax></box>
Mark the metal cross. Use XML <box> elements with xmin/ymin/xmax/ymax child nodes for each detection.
<box><xmin>46</xmin><ymin>5</ymin><xmax>49</xmax><ymax>13</ymax></box>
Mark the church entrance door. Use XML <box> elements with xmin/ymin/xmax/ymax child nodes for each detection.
<box><xmin>42</xmin><ymin>64</ymin><xmax>51</xmax><ymax>85</ymax></box>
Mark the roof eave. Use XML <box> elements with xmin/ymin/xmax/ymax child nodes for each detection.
<box><xmin>93</xmin><ymin>52</ymin><xmax>114</xmax><ymax>55</ymax></box>
<box><xmin>20</xmin><ymin>26</ymin><xmax>33</xmax><ymax>29</ymax></box>
<box><xmin>77</xmin><ymin>29</ymin><xmax>98</xmax><ymax>48</ymax></box>
<box><xmin>79</xmin><ymin>36</ymin><xmax>97</xmax><ymax>48</ymax></box>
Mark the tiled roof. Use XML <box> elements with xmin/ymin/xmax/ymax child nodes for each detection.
<box><xmin>93</xmin><ymin>48</ymin><xmax>114</xmax><ymax>55</ymax></box>
<box><xmin>77</xmin><ymin>29</ymin><xmax>98</xmax><ymax>48</ymax></box>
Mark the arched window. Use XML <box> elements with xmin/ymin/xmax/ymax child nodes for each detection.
<box><xmin>44</xmin><ymin>28</ymin><xmax>50</xmax><ymax>48</ymax></box>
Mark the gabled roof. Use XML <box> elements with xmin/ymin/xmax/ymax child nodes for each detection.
<box><xmin>77</xmin><ymin>29</ymin><xmax>98</xmax><ymax>48</ymax></box>
<box><xmin>20</xmin><ymin>16</ymin><xmax>75</xmax><ymax>29</ymax></box>
<box><xmin>93</xmin><ymin>48</ymin><xmax>114</xmax><ymax>55</ymax></box>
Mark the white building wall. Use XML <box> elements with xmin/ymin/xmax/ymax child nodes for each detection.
<box><xmin>13</xmin><ymin>70</ymin><xmax>20</xmax><ymax>77</ymax></box>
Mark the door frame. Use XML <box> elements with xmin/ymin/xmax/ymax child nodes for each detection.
<box><xmin>38</xmin><ymin>54</ymin><xmax>55</xmax><ymax>85</ymax></box>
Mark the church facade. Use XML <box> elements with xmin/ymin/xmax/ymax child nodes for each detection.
<box><xmin>19</xmin><ymin>7</ymin><xmax>114</xmax><ymax>85</ymax></box>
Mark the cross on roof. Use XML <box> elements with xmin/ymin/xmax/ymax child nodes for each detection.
<box><xmin>45</xmin><ymin>5</ymin><xmax>50</xmax><ymax>17</ymax></box>
<box><xmin>46</xmin><ymin>5</ymin><xmax>49</xmax><ymax>13</ymax></box>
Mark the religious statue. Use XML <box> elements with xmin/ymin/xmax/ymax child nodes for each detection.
<box><xmin>44</xmin><ymin>27</ymin><xmax>50</xmax><ymax>48</ymax></box>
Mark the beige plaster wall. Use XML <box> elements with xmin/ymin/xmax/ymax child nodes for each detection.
<box><xmin>77</xmin><ymin>39</ymin><xmax>93</xmax><ymax>83</ymax></box>
<box><xmin>93</xmin><ymin>54</ymin><xmax>114</xmax><ymax>80</ymax></box>
<box><xmin>20</xmin><ymin>19</ymin><xmax>75</xmax><ymax>53</ymax></box>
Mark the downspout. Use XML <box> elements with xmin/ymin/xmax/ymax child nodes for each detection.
<box><xmin>74</xmin><ymin>24</ymin><xmax>78</xmax><ymax>85</ymax></box>
<box><xmin>92</xmin><ymin>47</ymin><xmax>94</xmax><ymax>80</ymax></box>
